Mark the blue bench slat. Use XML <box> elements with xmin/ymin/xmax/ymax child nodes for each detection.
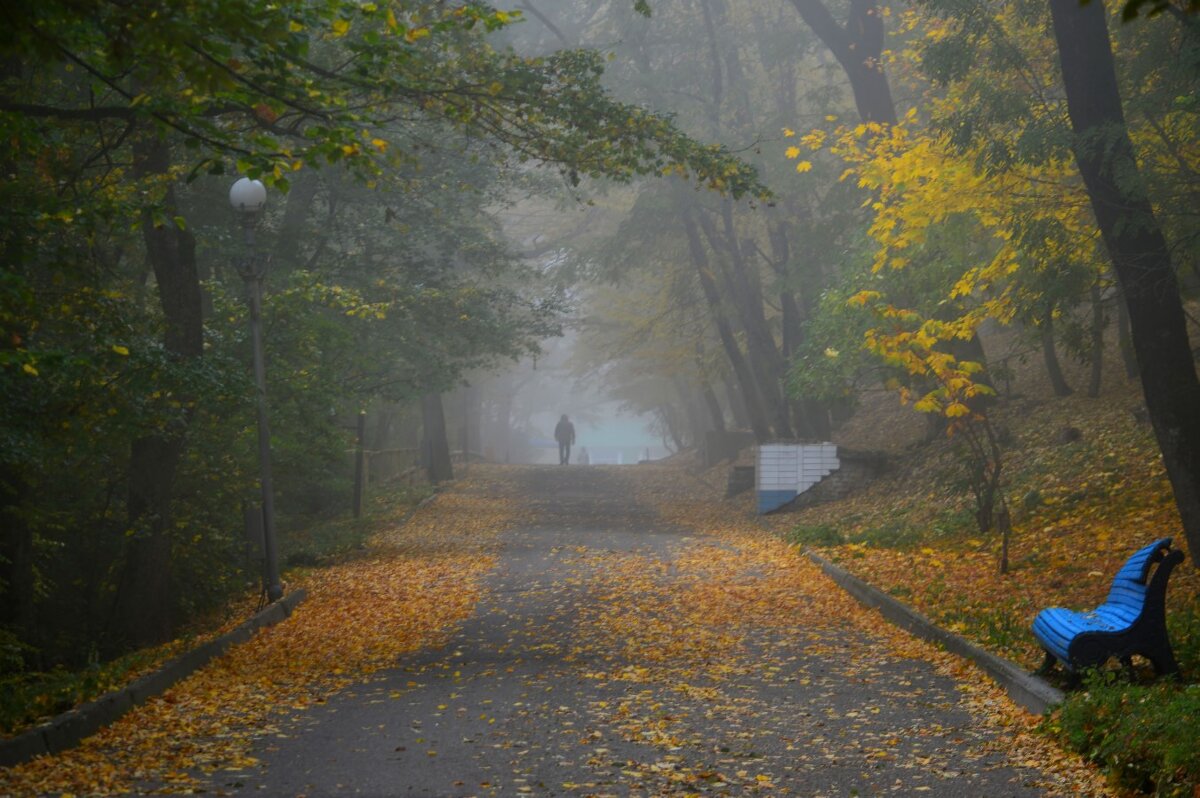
<box><xmin>1088</xmin><ymin>614</ymin><xmax>1133</xmax><ymax>633</ymax></box>
<box><xmin>1032</xmin><ymin>538</ymin><xmax>1179</xmax><ymax>674</ymax></box>
<box><xmin>1033</xmin><ymin>610</ymin><xmax>1079</xmax><ymax>656</ymax></box>
<box><xmin>1112</xmin><ymin>538</ymin><xmax>1168</xmax><ymax>580</ymax></box>
<box><xmin>1040</xmin><ymin>608</ymin><xmax>1118</xmax><ymax>636</ymax></box>
<box><xmin>1106</xmin><ymin>583</ymin><xmax>1147</xmax><ymax>605</ymax></box>
<box><xmin>1031</xmin><ymin>626</ymin><xmax>1068</xmax><ymax>660</ymax></box>
<box><xmin>1094</xmin><ymin>604</ymin><xmax>1140</xmax><ymax>625</ymax></box>
<box><xmin>1107</xmin><ymin>537</ymin><xmax>1170</xmax><ymax>590</ymax></box>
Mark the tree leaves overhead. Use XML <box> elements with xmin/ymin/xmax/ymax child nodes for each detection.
<box><xmin>0</xmin><ymin>0</ymin><xmax>769</xmax><ymax>669</ymax></box>
<box><xmin>0</xmin><ymin>0</ymin><xmax>766</xmax><ymax>197</ymax></box>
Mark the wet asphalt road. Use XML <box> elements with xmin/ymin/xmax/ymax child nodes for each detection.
<box><xmin>199</xmin><ymin>466</ymin><xmax>1055</xmax><ymax>797</ymax></box>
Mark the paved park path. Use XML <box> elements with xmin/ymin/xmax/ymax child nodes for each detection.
<box><xmin>193</xmin><ymin>464</ymin><xmax>1094</xmax><ymax>797</ymax></box>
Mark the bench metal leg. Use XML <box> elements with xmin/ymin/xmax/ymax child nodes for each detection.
<box><xmin>1146</xmin><ymin>645</ymin><xmax>1180</xmax><ymax>677</ymax></box>
<box><xmin>1035</xmin><ymin>650</ymin><xmax>1057</xmax><ymax>677</ymax></box>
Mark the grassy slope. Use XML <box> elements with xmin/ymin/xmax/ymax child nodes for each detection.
<box><xmin>759</xmin><ymin>325</ymin><xmax>1198</xmax><ymax>674</ymax></box>
<box><xmin>748</xmin><ymin>327</ymin><xmax>1200</xmax><ymax>794</ymax></box>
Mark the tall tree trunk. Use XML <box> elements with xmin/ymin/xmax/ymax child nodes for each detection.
<box><xmin>722</xmin><ymin>373</ymin><xmax>751</xmax><ymax>430</ymax></box>
<box><xmin>658</xmin><ymin>403</ymin><xmax>686</xmax><ymax>453</ymax></box>
<box><xmin>682</xmin><ymin>210</ymin><xmax>773</xmax><ymax>442</ymax></box>
<box><xmin>692</xmin><ymin>1</ymin><xmax>792</xmax><ymax>439</ymax></box>
<box><xmin>1088</xmin><ymin>282</ymin><xmax>1105</xmax><ymax>398</ymax></box>
<box><xmin>1039</xmin><ymin>310</ymin><xmax>1074</xmax><ymax>397</ymax></box>
<box><xmin>0</xmin><ymin>466</ymin><xmax>35</xmax><ymax>646</ymax></box>
<box><xmin>113</xmin><ymin>136</ymin><xmax>203</xmax><ymax>650</ymax></box>
<box><xmin>372</xmin><ymin>404</ymin><xmax>394</xmax><ymax>452</ymax></box>
<box><xmin>464</xmin><ymin>382</ymin><xmax>482</xmax><ymax>460</ymax></box>
<box><xmin>274</xmin><ymin>172</ymin><xmax>320</xmax><ymax>275</ymax></box>
<box><xmin>786</xmin><ymin>0</ymin><xmax>898</xmax><ymax>125</ymax></box>
<box><xmin>694</xmin><ymin>344</ymin><xmax>728</xmax><ymax>434</ymax></box>
<box><xmin>672</xmin><ymin>376</ymin><xmax>707</xmax><ymax>449</ymax></box>
<box><xmin>767</xmin><ymin>217</ymin><xmax>832</xmax><ymax>439</ymax></box>
<box><xmin>700</xmin><ymin>379</ymin><xmax>727</xmax><ymax>434</ymax></box>
<box><xmin>696</xmin><ymin>207</ymin><xmax>794</xmax><ymax>438</ymax></box>
<box><xmin>421</xmin><ymin>392</ymin><xmax>454</xmax><ymax>483</ymax></box>
<box><xmin>705</xmin><ymin>0</ymin><xmax>754</xmax><ymax>131</ymax></box>
<box><xmin>494</xmin><ymin>379</ymin><xmax>514</xmax><ymax>463</ymax></box>
<box><xmin>1051</xmin><ymin>0</ymin><xmax>1200</xmax><ymax>566</ymax></box>
<box><xmin>721</xmin><ymin>204</ymin><xmax>794</xmax><ymax>438</ymax></box>
<box><xmin>0</xmin><ymin>219</ymin><xmax>37</xmax><ymax>649</ymax></box>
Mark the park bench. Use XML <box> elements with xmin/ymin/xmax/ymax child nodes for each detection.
<box><xmin>1032</xmin><ymin>537</ymin><xmax>1185</xmax><ymax>677</ymax></box>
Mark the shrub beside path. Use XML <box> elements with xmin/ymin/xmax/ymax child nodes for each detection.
<box><xmin>0</xmin><ymin>464</ymin><xmax>1109</xmax><ymax>796</ymax></box>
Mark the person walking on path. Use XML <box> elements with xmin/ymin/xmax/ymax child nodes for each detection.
<box><xmin>554</xmin><ymin>414</ymin><xmax>576</xmax><ymax>465</ymax></box>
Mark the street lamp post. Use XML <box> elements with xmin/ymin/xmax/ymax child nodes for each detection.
<box><xmin>229</xmin><ymin>177</ymin><xmax>283</xmax><ymax>602</ymax></box>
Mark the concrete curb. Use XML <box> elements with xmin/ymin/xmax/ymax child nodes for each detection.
<box><xmin>807</xmin><ymin>551</ymin><xmax>1064</xmax><ymax>715</ymax></box>
<box><xmin>0</xmin><ymin>589</ymin><xmax>306</xmax><ymax>768</ymax></box>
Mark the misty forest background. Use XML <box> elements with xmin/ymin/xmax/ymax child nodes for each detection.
<box><xmin>2</xmin><ymin>0</ymin><xmax>1199</xmax><ymax>753</ymax></box>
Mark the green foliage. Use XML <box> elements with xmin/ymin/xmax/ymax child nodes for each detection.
<box><xmin>0</xmin><ymin>0</ymin><xmax>767</xmax><ymax>197</ymax></box>
<box><xmin>840</xmin><ymin>508</ymin><xmax>974</xmax><ymax>551</ymax></box>
<box><xmin>787</xmin><ymin>285</ymin><xmax>875</xmax><ymax>407</ymax></box>
<box><xmin>849</xmin><ymin>519</ymin><xmax>926</xmax><ymax>550</ymax></box>
<box><xmin>1051</xmin><ymin>670</ymin><xmax>1200</xmax><ymax>796</ymax></box>
<box><xmin>0</xmin><ymin>641</ymin><xmax>185</xmax><ymax>735</ymax></box>
<box><xmin>281</xmin><ymin>482</ymin><xmax>433</xmax><ymax>567</ymax></box>
<box><xmin>1168</xmin><ymin>599</ymin><xmax>1200</xmax><ymax>677</ymax></box>
<box><xmin>0</xmin><ymin>0</ymin><xmax>767</xmax><ymax>675</ymax></box>
<box><xmin>787</xmin><ymin>522</ymin><xmax>842</xmax><ymax>548</ymax></box>
<box><xmin>928</xmin><ymin>506</ymin><xmax>978</xmax><ymax>537</ymax></box>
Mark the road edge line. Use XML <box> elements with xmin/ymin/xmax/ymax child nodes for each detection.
<box><xmin>806</xmin><ymin>550</ymin><xmax>1064</xmax><ymax>715</ymax></box>
<box><xmin>0</xmin><ymin>589</ymin><xmax>307</xmax><ymax>768</ymax></box>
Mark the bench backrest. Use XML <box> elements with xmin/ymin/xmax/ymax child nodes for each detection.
<box><xmin>1104</xmin><ymin>537</ymin><xmax>1171</xmax><ymax>611</ymax></box>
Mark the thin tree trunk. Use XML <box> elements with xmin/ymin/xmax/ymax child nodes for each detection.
<box><xmin>659</xmin><ymin>404</ymin><xmax>685</xmax><ymax>453</ymax></box>
<box><xmin>113</xmin><ymin>135</ymin><xmax>203</xmax><ymax>650</ymax></box>
<box><xmin>705</xmin><ymin>0</ymin><xmax>754</xmax><ymax>131</ymax></box>
<box><xmin>672</xmin><ymin>376</ymin><xmax>707</xmax><ymax>449</ymax></box>
<box><xmin>496</xmin><ymin>382</ymin><xmax>514</xmax><ymax>463</ymax></box>
<box><xmin>274</xmin><ymin>172</ymin><xmax>320</xmax><ymax>274</ymax></box>
<box><xmin>694</xmin><ymin>344</ymin><xmax>728</xmax><ymax>434</ymax></box>
<box><xmin>767</xmin><ymin>218</ymin><xmax>831</xmax><ymax>439</ymax></box>
<box><xmin>696</xmin><ymin>207</ymin><xmax>793</xmax><ymax>438</ymax></box>
<box><xmin>1115</xmin><ymin>283</ymin><xmax>1140</xmax><ymax>379</ymax></box>
<box><xmin>464</xmin><ymin>383</ymin><xmax>482</xmax><ymax>460</ymax></box>
<box><xmin>421</xmin><ymin>392</ymin><xmax>454</xmax><ymax>483</ymax></box>
<box><xmin>1051</xmin><ymin>0</ymin><xmax>1200</xmax><ymax>566</ymax></box>
<box><xmin>692</xmin><ymin>4</ymin><xmax>791</xmax><ymax>439</ymax></box>
<box><xmin>723</xmin><ymin>373</ymin><xmax>751</xmax><ymax>430</ymax></box>
<box><xmin>0</xmin><ymin>466</ymin><xmax>35</xmax><ymax>645</ymax></box>
<box><xmin>720</xmin><ymin>203</ymin><xmax>794</xmax><ymax>438</ymax></box>
<box><xmin>1039</xmin><ymin>310</ymin><xmax>1074</xmax><ymax>397</ymax></box>
<box><xmin>1088</xmin><ymin>282</ymin><xmax>1105</xmax><ymax>398</ymax></box>
<box><xmin>700</xmin><ymin>379</ymin><xmax>727</xmax><ymax>434</ymax></box>
<box><xmin>0</xmin><ymin>219</ymin><xmax>37</xmax><ymax>649</ymax></box>
<box><xmin>372</xmin><ymin>404</ymin><xmax>394</xmax><ymax>452</ymax></box>
<box><xmin>682</xmin><ymin>210</ymin><xmax>773</xmax><ymax>442</ymax></box>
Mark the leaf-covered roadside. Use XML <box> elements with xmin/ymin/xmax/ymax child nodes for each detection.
<box><xmin>0</xmin><ymin>476</ymin><xmax>517</xmax><ymax>796</ymax></box>
<box><xmin>761</xmin><ymin>379</ymin><xmax>1200</xmax><ymax>794</ymax></box>
<box><xmin>626</xmin><ymin>465</ymin><xmax>1111</xmax><ymax>797</ymax></box>
<box><xmin>0</xmin><ymin>485</ymin><xmax>432</xmax><ymax>737</ymax></box>
<box><xmin>766</xmin><ymin>391</ymin><xmax>1198</xmax><ymax>670</ymax></box>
